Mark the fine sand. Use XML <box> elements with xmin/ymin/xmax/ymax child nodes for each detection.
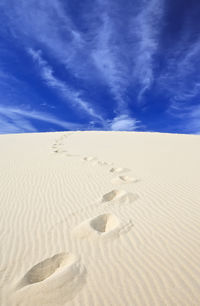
<box><xmin>0</xmin><ymin>131</ymin><xmax>200</xmax><ymax>306</ymax></box>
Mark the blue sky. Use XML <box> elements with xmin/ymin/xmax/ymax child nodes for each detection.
<box><xmin>0</xmin><ymin>0</ymin><xmax>200</xmax><ymax>134</ymax></box>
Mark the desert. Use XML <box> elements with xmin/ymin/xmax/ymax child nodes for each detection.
<box><xmin>0</xmin><ymin>131</ymin><xmax>200</xmax><ymax>306</ymax></box>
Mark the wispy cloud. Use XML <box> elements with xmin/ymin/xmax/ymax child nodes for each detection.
<box><xmin>1</xmin><ymin>0</ymin><xmax>163</xmax><ymax>110</ymax></box>
<box><xmin>91</xmin><ymin>11</ymin><xmax>129</xmax><ymax>109</ymax></box>
<box><xmin>28</xmin><ymin>48</ymin><xmax>104</xmax><ymax>123</ymax></box>
<box><xmin>91</xmin><ymin>0</ymin><xmax>164</xmax><ymax>106</ymax></box>
<box><xmin>4</xmin><ymin>0</ymin><xmax>200</xmax><ymax>134</ymax></box>
<box><xmin>157</xmin><ymin>33</ymin><xmax>200</xmax><ymax>104</ymax></box>
<box><xmin>167</xmin><ymin>101</ymin><xmax>200</xmax><ymax>134</ymax></box>
<box><xmin>130</xmin><ymin>0</ymin><xmax>164</xmax><ymax>100</ymax></box>
<box><xmin>187</xmin><ymin>105</ymin><xmax>200</xmax><ymax>134</ymax></box>
<box><xmin>0</xmin><ymin>106</ymin><xmax>83</xmax><ymax>134</ymax></box>
<box><xmin>0</xmin><ymin>111</ymin><xmax>37</xmax><ymax>134</ymax></box>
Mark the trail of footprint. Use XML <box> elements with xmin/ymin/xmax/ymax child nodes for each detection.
<box><xmin>15</xmin><ymin>252</ymin><xmax>86</xmax><ymax>305</ymax></box>
<box><xmin>51</xmin><ymin>136</ymin><xmax>139</xmax><ymax>243</ymax></box>
<box><xmin>73</xmin><ymin>213</ymin><xmax>132</xmax><ymax>239</ymax></box>
<box><xmin>52</xmin><ymin>133</ymin><xmax>75</xmax><ymax>156</ymax></box>
<box><xmin>60</xmin><ymin>190</ymin><xmax>139</xmax><ymax>222</ymax></box>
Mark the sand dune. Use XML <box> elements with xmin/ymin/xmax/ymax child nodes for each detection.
<box><xmin>0</xmin><ymin>131</ymin><xmax>200</xmax><ymax>306</ymax></box>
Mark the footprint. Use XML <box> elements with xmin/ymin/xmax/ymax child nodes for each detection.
<box><xmin>112</xmin><ymin>176</ymin><xmax>138</xmax><ymax>184</ymax></box>
<box><xmin>15</xmin><ymin>252</ymin><xmax>86</xmax><ymax>306</ymax></box>
<box><xmin>101</xmin><ymin>190</ymin><xmax>125</xmax><ymax>202</ymax></box>
<box><xmin>98</xmin><ymin>161</ymin><xmax>108</xmax><ymax>166</ymax></box>
<box><xmin>119</xmin><ymin>175</ymin><xmax>137</xmax><ymax>182</ymax></box>
<box><xmin>83</xmin><ymin>156</ymin><xmax>96</xmax><ymax>161</ymax></box>
<box><xmin>110</xmin><ymin>167</ymin><xmax>130</xmax><ymax>173</ymax></box>
<box><xmin>19</xmin><ymin>253</ymin><xmax>75</xmax><ymax>287</ymax></box>
<box><xmin>66</xmin><ymin>153</ymin><xmax>78</xmax><ymax>157</ymax></box>
<box><xmin>73</xmin><ymin>213</ymin><xmax>121</xmax><ymax>239</ymax></box>
<box><xmin>102</xmin><ymin>189</ymin><xmax>139</xmax><ymax>204</ymax></box>
<box><xmin>90</xmin><ymin>213</ymin><xmax>119</xmax><ymax>233</ymax></box>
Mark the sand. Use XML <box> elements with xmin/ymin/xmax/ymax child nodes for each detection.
<box><xmin>0</xmin><ymin>131</ymin><xmax>200</xmax><ymax>306</ymax></box>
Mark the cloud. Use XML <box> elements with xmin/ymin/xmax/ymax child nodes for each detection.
<box><xmin>130</xmin><ymin>0</ymin><xmax>164</xmax><ymax>99</ymax></box>
<box><xmin>1</xmin><ymin>0</ymin><xmax>200</xmax><ymax>135</ymax></box>
<box><xmin>157</xmin><ymin>32</ymin><xmax>200</xmax><ymax>104</ymax></box>
<box><xmin>91</xmin><ymin>11</ymin><xmax>129</xmax><ymax>109</ymax></box>
<box><xmin>182</xmin><ymin>105</ymin><xmax>200</xmax><ymax>134</ymax></box>
<box><xmin>91</xmin><ymin>0</ymin><xmax>164</xmax><ymax>106</ymax></box>
<box><xmin>0</xmin><ymin>106</ymin><xmax>83</xmax><ymax>134</ymax></box>
<box><xmin>167</xmin><ymin>102</ymin><xmax>200</xmax><ymax>134</ymax></box>
<box><xmin>0</xmin><ymin>0</ymin><xmax>164</xmax><ymax>107</ymax></box>
<box><xmin>110</xmin><ymin>114</ymin><xmax>140</xmax><ymax>131</ymax></box>
<box><xmin>28</xmin><ymin>48</ymin><xmax>104</xmax><ymax>122</ymax></box>
<box><xmin>0</xmin><ymin>112</ymin><xmax>37</xmax><ymax>134</ymax></box>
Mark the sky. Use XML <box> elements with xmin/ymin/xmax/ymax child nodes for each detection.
<box><xmin>0</xmin><ymin>0</ymin><xmax>200</xmax><ymax>134</ymax></box>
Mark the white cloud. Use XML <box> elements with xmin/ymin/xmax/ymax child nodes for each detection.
<box><xmin>130</xmin><ymin>0</ymin><xmax>164</xmax><ymax>99</ymax></box>
<box><xmin>110</xmin><ymin>114</ymin><xmax>140</xmax><ymax>131</ymax></box>
<box><xmin>91</xmin><ymin>0</ymin><xmax>164</xmax><ymax>105</ymax></box>
<box><xmin>28</xmin><ymin>48</ymin><xmax>104</xmax><ymax>122</ymax></box>
<box><xmin>1</xmin><ymin>0</ymin><xmax>164</xmax><ymax>108</ymax></box>
<box><xmin>185</xmin><ymin>105</ymin><xmax>200</xmax><ymax>134</ymax></box>
<box><xmin>91</xmin><ymin>12</ymin><xmax>129</xmax><ymax>109</ymax></box>
<box><xmin>0</xmin><ymin>113</ymin><xmax>37</xmax><ymax>134</ymax></box>
<box><xmin>168</xmin><ymin>103</ymin><xmax>200</xmax><ymax>134</ymax></box>
<box><xmin>158</xmin><ymin>37</ymin><xmax>200</xmax><ymax>103</ymax></box>
<box><xmin>0</xmin><ymin>106</ymin><xmax>83</xmax><ymax>134</ymax></box>
<box><xmin>0</xmin><ymin>0</ymin><xmax>153</xmax><ymax>128</ymax></box>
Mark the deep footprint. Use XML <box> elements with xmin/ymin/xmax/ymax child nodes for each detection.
<box><xmin>19</xmin><ymin>253</ymin><xmax>76</xmax><ymax>287</ymax></box>
<box><xmin>102</xmin><ymin>189</ymin><xmax>139</xmax><ymax>204</ymax></box>
<box><xmin>112</xmin><ymin>176</ymin><xmax>138</xmax><ymax>184</ymax></box>
<box><xmin>119</xmin><ymin>176</ymin><xmax>137</xmax><ymax>182</ymax></box>
<box><xmin>83</xmin><ymin>156</ymin><xmax>96</xmax><ymax>161</ymax></box>
<box><xmin>74</xmin><ymin>213</ymin><xmax>120</xmax><ymax>239</ymax></box>
<box><xmin>98</xmin><ymin>161</ymin><xmax>108</xmax><ymax>166</ymax></box>
<box><xmin>101</xmin><ymin>190</ymin><xmax>126</xmax><ymax>202</ymax></box>
<box><xmin>110</xmin><ymin>167</ymin><xmax>130</xmax><ymax>173</ymax></box>
<box><xmin>15</xmin><ymin>252</ymin><xmax>86</xmax><ymax>306</ymax></box>
<box><xmin>90</xmin><ymin>214</ymin><xmax>120</xmax><ymax>233</ymax></box>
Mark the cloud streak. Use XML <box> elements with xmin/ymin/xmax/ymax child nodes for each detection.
<box><xmin>28</xmin><ymin>48</ymin><xmax>104</xmax><ymax>122</ymax></box>
<box><xmin>0</xmin><ymin>106</ymin><xmax>83</xmax><ymax>134</ymax></box>
<box><xmin>1</xmin><ymin>0</ymin><xmax>200</xmax><ymax>133</ymax></box>
<box><xmin>1</xmin><ymin>0</ymin><xmax>164</xmax><ymax>109</ymax></box>
<box><xmin>130</xmin><ymin>0</ymin><xmax>164</xmax><ymax>99</ymax></box>
<box><xmin>158</xmin><ymin>38</ymin><xmax>200</xmax><ymax>104</ymax></box>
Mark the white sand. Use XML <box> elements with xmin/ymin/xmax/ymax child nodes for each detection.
<box><xmin>0</xmin><ymin>131</ymin><xmax>200</xmax><ymax>306</ymax></box>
